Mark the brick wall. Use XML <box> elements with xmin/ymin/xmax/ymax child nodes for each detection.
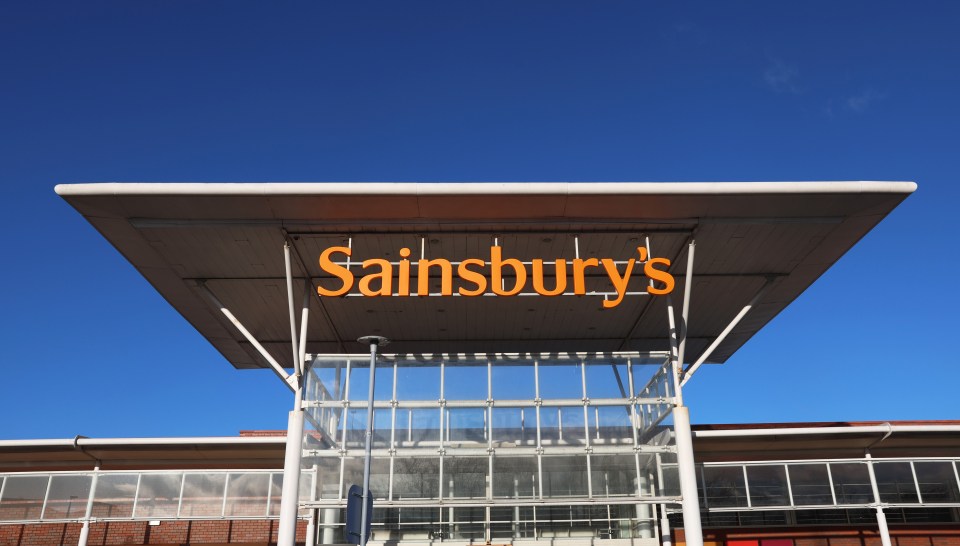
<box><xmin>0</xmin><ymin>520</ymin><xmax>306</xmax><ymax>546</ymax></box>
<box><xmin>676</xmin><ymin>526</ymin><xmax>960</xmax><ymax>546</ymax></box>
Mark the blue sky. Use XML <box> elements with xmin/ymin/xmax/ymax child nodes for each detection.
<box><xmin>1</xmin><ymin>2</ymin><xmax>958</xmax><ymax>439</ymax></box>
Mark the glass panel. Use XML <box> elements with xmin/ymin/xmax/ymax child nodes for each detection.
<box><xmin>90</xmin><ymin>474</ymin><xmax>138</xmax><ymax>519</ymax></box>
<box><xmin>702</xmin><ymin>466</ymin><xmax>748</xmax><ymax>508</ymax></box>
<box><xmin>585</xmin><ymin>363</ymin><xmax>630</xmax><ymax>399</ymax></box>
<box><xmin>268</xmin><ymin>473</ymin><xmax>284</xmax><ymax>516</ymax></box>
<box><xmin>830</xmin><ymin>463</ymin><xmax>874</xmax><ymax>504</ymax></box>
<box><xmin>42</xmin><ymin>475</ymin><xmax>91</xmax><ymax>520</ymax></box>
<box><xmin>346</xmin><ymin>364</ymin><xmax>394</xmax><ymax>402</ymax></box>
<box><xmin>304</xmin><ymin>456</ymin><xmax>342</xmax><ymax>500</ymax></box>
<box><xmin>443</xmin><ymin>366</ymin><xmax>487</xmax><ymax>400</ymax></box>
<box><xmin>446</xmin><ymin>408</ymin><xmax>486</xmax><ymax>443</ymax></box>
<box><xmin>593</xmin><ymin>406</ymin><xmax>634</xmax><ymax>444</ymax></box>
<box><xmin>135</xmin><ymin>473</ymin><xmax>182</xmax><ymax>518</ymax></box>
<box><xmin>914</xmin><ymin>461</ymin><xmax>960</xmax><ymax>502</ymax></box>
<box><xmin>442</xmin><ymin>457</ymin><xmax>488</xmax><ymax>499</ymax></box>
<box><xmin>342</xmin><ymin>409</ymin><xmax>391</xmax><ymax>449</ymax></box>
<box><xmin>226</xmin><ymin>472</ymin><xmax>269</xmax><ymax>517</ymax></box>
<box><xmin>539</xmin><ymin>406</ymin><xmax>586</xmax><ymax>445</ymax></box>
<box><xmin>542</xmin><ymin>455</ymin><xmax>588</xmax><ymax>497</ymax></box>
<box><xmin>449</xmin><ymin>506</ymin><xmax>485</xmax><ymax>540</ymax></box>
<box><xmin>788</xmin><ymin>464</ymin><xmax>834</xmax><ymax>506</ymax></box>
<box><xmin>0</xmin><ymin>475</ymin><xmax>49</xmax><ymax>520</ymax></box>
<box><xmin>342</xmin><ymin>457</ymin><xmax>390</xmax><ymax>501</ymax></box>
<box><xmin>746</xmin><ymin>465</ymin><xmax>790</xmax><ymax>507</ymax></box>
<box><xmin>492</xmin><ymin>456</ymin><xmax>538</xmax><ymax>498</ymax></box>
<box><xmin>393</xmin><ymin>458</ymin><xmax>439</xmax><ymax>500</ymax></box>
<box><xmin>491</xmin><ymin>364</ymin><xmax>535</xmax><ymax>400</ymax></box>
<box><xmin>538</xmin><ymin>361</ymin><xmax>583</xmax><ymax>399</ymax></box>
<box><xmin>396</xmin><ymin>366</ymin><xmax>440</xmax><ymax>401</ymax></box>
<box><xmin>179</xmin><ymin>473</ymin><xmax>226</xmax><ymax>517</ymax></box>
<box><xmin>395</xmin><ymin>408</ymin><xmax>440</xmax><ymax>447</ymax></box>
<box><xmin>658</xmin><ymin>453</ymin><xmax>680</xmax><ymax>498</ymax></box>
<box><xmin>590</xmin><ymin>454</ymin><xmax>638</xmax><ymax>497</ymax></box>
<box><xmin>874</xmin><ymin>462</ymin><xmax>919</xmax><ymax>503</ymax></box>
<box><xmin>491</xmin><ymin>407</ymin><xmax>530</xmax><ymax>446</ymax></box>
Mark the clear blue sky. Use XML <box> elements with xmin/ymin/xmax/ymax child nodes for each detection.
<box><xmin>1</xmin><ymin>2</ymin><xmax>958</xmax><ymax>439</ymax></box>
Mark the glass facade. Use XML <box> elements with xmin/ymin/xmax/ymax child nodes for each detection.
<box><xmin>300</xmin><ymin>352</ymin><xmax>678</xmax><ymax>542</ymax></box>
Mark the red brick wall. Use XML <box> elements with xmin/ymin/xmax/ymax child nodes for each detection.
<box><xmin>0</xmin><ymin>520</ymin><xmax>306</xmax><ymax>546</ymax></box>
<box><xmin>677</xmin><ymin>526</ymin><xmax>960</xmax><ymax>546</ymax></box>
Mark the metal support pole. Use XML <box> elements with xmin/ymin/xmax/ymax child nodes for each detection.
<box><xmin>358</xmin><ymin>336</ymin><xmax>389</xmax><ymax>546</ymax></box>
<box><xmin>285</xmin><ymin>241</ymin><xmax>302</xmax><ymax>377</ymax></box>
<box><xmin>866</xmin><ymin>451</ymin><xmax>893</xmax><ymax>546</ymax></box>
<box><xmin>659</xmin><ymin>505</ymin><xmax>673</xmax><ymax>546</ymax></box>
<box><xmin>677</xmin><ymin>241</ymin><xmax>695</xmax><ymax>369</ymax></box>
<box><xmin>666</xmin><ymin>292</ymin><xmax>703</xmax><ymax>546</ymax></box>
<box><xmin>681</xmin><ymin>278</ymin><xmax>774</xmax><ymax>387</ymax></box>
<box><xmin>197</xmin><ymin>282</ymin><xmax>295</xmax><ymax>392</ymax></box>
<box><xmin>77</xmin><ymin>462</ymin><xmax>100</xmax><ymax>546</ymax></box>
<box><xmin>278</xmin><ymin>388</ymin><xmax>306</xmax><ymax>546</ymax></box>
<box><xmin>673</xmin><ymin>406</ymin><xmax>703</xmax><ymax>546</ymax></box>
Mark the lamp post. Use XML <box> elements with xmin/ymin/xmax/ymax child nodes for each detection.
<box><xmin>357</xmin><ymin>336</ymin><xmax>389</xmax><ymax>546</ymax></box>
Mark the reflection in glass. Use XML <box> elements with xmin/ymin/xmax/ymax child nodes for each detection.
<box><xmin>226</xmin><ymin>473</ymin><xmax>269</xmax><ymax>517</ymax></box>
<box><xmin>135</xmin><ymin>474</ymin><xmax>182</xmax><ymax>518</ymax></box>
<box><xmin>542</xmin><ymin>455</ymin><xmax>588</xmax><ymax>497</ymax></box>
<box><xmin>442</xmin><ymin>457</ymin><xmax>487</xmax><ymax>499</ymax></box>
<box><xmin>179</xmin><ymin>473</ymin><xmax>226</xmax><ymax>517</ymax></box>
<box><xmin>0</xmin><ymin>475</ymin><xmax>49</xmax><ymax>521</ymax></box>
<box><xmin>746</xmin><ymin>465</ymin><xmax>790</xmax><ymax>507</ymax></box>
<box><xmin>874</xmin><ymin>462</ymin><xmax>919</xmax><ymax>503</ymax></box>
<box><xmin>702</xmin><ymin>466</ymin><xmax>748</xmax><ymax>508</ymax></box>
<box><xmin>590</xmin><ymin>455</ymin><xmax>638</xmax><ymax>497</ymax></box>
<box><xmin>788</xmin><ymin>464</ymin><xmax>834</xmax><ymax>505</ymax></box>
<box><xmin>41</xmin><ymin>475</ymin><xmax>91</xmax><ymax>520</ymax></box>
<box><xmin>492</xmin><ymin>456</ymin><xmax>538</xmax><ymax>498</ymax></box>
<box><xmin>393</xmin><ymin>458</ymin><xmax>439</xmax><ymax>500</ymax></box>
<box><xmin>830</xmin><ymin>463</ymin><xmax>874</xmax><ymax>504</ymax></box>
<box><xmin>90</xmin><ymin>474</ymin><xmax>138</xmax><ymax>519</ymax></box>
<box><xmin>914</xmin><ymin>461</ymin><xmax>960</xmax><ymax>502</ymax></box>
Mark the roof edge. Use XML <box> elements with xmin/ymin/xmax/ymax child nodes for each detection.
<box><xmin>54</xmin><ymin>181</ymin><xmax>918</xmax><ymax>198</ymax></box>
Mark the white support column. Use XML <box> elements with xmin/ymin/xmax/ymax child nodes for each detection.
<box><xmin>322</xmin><ymin>508</ymin><xmax>339</xmax><ymax>545</ymax></box>
<box><xmin>278</xmin><ymin>390</ymin><xmax>306</xmax><ymax>546</ymax></box>
<box><xmin>77</xmin><ymin>461</ymin><xmax>100</xmax><ymax>546</ymax></box>
<box><xmin>672</xmin><ymin>406</ymin><xmax>703</xmax><ymax>546</ymax></box>
<box><xmin>866</xmin><ymin>451</ymin><xmax>893</xmax><ymax>546</ymax></box>
<box><xmin>667</xmin><ymin>291</ymin><xmax>703</xmax><ymax>546</ymax></box>
<box><xmin>659</xmin><ymin>505</ymin><xmax>673</xmax><ymax>546</ymax></box>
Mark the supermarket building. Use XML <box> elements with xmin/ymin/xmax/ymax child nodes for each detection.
<box><xmin>2</xmin><ymin>182</ymin><xmax>958</xmax><ymax>546</ymax></box>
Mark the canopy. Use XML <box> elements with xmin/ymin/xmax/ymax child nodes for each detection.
<box><xmin>56</xmin><ymin>181</ymin><xmax>915</xmax><ymax>370</ymax></box>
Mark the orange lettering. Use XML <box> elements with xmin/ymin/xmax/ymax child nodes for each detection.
<box><xmin>644</xmin><ymin>258</ymin><xmax>674</xmax><ymax>295</ymax></box>
<box><xmin>532</xmin><ymin>259</ymin><xmax>566</xmax><ymax>296</ymax></box>
<box><xmin>490</xmin><ymin>246</ymin><xmax>527</xmax><ymax>296</ymax></box>
<box><xmin>317</xmin><ymin>246</ymin><xmax>353</xmax><ymax>296</ymax></box>
<box><xmin>601</xmin><ymin>258</ymin><xmax>635</xmax><ymax>308</ymax></box>
<box><xmin>358</xmin><ymin>259</ymin><xmax>392</xmax><ymax>296</ymax></box>
<box><xmin>458</xmin><ymin>259</ymin><xmax>487</xmax><ymax>296</ymax></box>
<box><xmin>572</xmin><ymin>258</ymin><xmax>599</xmax><ymax>295</ymax></box>
<box><xmin>418</xmin><ymin>258</ymin><xmax>453</xmax><ymax>296</ymax></box>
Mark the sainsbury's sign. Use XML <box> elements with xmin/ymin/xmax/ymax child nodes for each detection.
<box><xmin>317</xmin><ymin>246</ymin><xmax>674</xmax><ymax>309</ymax></box>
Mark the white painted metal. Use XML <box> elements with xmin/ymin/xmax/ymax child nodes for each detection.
<box><xmin>284</xmin><ymin>241</ymin><xmax>301</xmax><ymax>377</ymax></box>
<box><xmin>55</xmin><ymin>181</ymin><xmax>919</xmax><ymax>197</ymax></box>
<box><xmin>865</xmin><ymin>451</ymin><xmax>893</xmax><ymax>546</ymax></box>
<box><xmin>677</xmin><ymin>240</ymin><xmax>695</xmax><ymax>369</ymax></box>
<box><xmin>277</xmin><ymin>406</ymin><xmax>305</xmax><ymax>546</ymax></box>
<box><xmin>197</xmin><ymin>282</ymin><xmax>295</xmax><ymax>392</ymax></box>
<box><xmin>681</xmin><ymin>278</ymin><xmax>775</xmax><ymax>386</ymax></box>
<box><xmin>673</xmin><ymin>407</ymin><xmax>703</xmax><ymax>546</ymax></box>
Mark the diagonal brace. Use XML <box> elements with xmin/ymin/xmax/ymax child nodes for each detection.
<box><xmin>196</xmin><ymin>281</ymin><xmax>296</xmax><ymax>392</ymax></box>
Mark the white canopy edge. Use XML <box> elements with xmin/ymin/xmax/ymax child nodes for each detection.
<box><xmin>55</xmin><ymin>181</ymin><xmax>918</xmax><ymax>197</ymax></box>
<box><xmin>0</xmin><ymin>436</ymin><xmax>284</xmax><ymax>448</ymax></box>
